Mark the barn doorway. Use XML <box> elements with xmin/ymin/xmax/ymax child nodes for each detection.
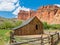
<box><xmin>36</xmin><ymin>25</ymin><xmax>38</xmax><ymax>30</ymax></box>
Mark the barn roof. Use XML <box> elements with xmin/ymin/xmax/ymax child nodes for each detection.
<box><xmin>13</xmin><ymin>16</ymin><xmax>37</xmax><ymax>30</ymax></box>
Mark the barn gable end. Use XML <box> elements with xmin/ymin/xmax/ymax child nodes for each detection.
<box><xmin>13</xmin><ymin>16</ymin><xmax>43</xmax><ymax>35</ymax></box>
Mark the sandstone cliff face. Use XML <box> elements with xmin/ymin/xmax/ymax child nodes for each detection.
<box><xmin>18</xmin><ymin>5</ymin><xmax>60</xmax><ymax>24</ymax></box>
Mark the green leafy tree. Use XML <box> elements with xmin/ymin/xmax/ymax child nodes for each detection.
<box><xmin>43</xmin><ymin>22</ymin><xmax>51</xmax><ymax>29</ymax></box>
<box><xmin>50</xmin><ymin>24</ymin><xmax>60</xmax><ymax>29</ymax></box>
<box><xmin>0</xmin><ymin>20</ymin><xmax>22</xmax><ymax>29</ymax></box>
<box><xmin>14</xmin><ymin>20</ymin><xmax>22</xmax><ymax>27</ymax></box>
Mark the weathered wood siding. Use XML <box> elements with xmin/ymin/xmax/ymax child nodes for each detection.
<box><xmin>14</xmin><ymin>17</ymin><xmax>43</xmax><ymax>35</ymax></box>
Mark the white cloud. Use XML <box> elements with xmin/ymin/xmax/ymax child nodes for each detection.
<box><xmin>13</xmin><ymin>6</ymin><xmax>30</xmax><ymax>16</ymax></box>
<box><xmin>10</xmin><ymin>0</ymin><xmax>18</xmax><ymax>3</ymax></box>
<box><xmin>13</xmin><ymin>7</ymin><xmax>21</xmax><ymax>15</ymax></box>
<box><xmin>12</xmin><ymin>0</ymin><xmax>30</xmax><ymax>16</ymax></box>
<box><xmin>0</xmin><ymin>0</ymin><xmax>30</xmax><ymax>17</ymax></box>
<box><xmin>0</xmin><ymin>0</ymin><xmax>18</xmax><ymax>11</ymax></box>
<box><xmin>0</xmin><ymin>0</ymin><xmax>18</xmax><ymax>3</ymax></box>
<box><xmin>20</xmin><ymin>6</ymin><xmax>30</xmax><ymax>11</ymax></box>
<box><xmin>15</xmin><ymin>2</ymin><xmax>19</xmax><ymax>7</ymax></box>
<box><xmin>54</xmin><ymin>4</ymin><xmax>60</xmax><ymax>7</ymax></box>
<box><xmin>0</xmin><ymin>2</ymin><xmax>15</xmax><ymax>11</ymax></box>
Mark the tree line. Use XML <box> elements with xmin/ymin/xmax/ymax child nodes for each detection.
<box><xmin>0</xmin><ymin>20</ymin><xmax>60</xmax><ymax>30</ymax></box>
<box><xmin>43</xmin><ymin>22</ymin><xmax>60</xmax><ymax>29</ymax></box>
<box><xmin>0</xmin><ymin>20</ymin><xmax>22</xmax><ymax>29</ymax></box>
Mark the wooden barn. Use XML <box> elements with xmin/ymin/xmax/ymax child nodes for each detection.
<box><xmin>13</xmin><ymin>16</ymin><xmax>43</xmax><ymax>35</ymax></box>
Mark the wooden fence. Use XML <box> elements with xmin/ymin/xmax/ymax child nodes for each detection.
<box><xmin>10</xmin><ymin>32</ymin><xmax>60</xmax><ymax>45</ymax></box>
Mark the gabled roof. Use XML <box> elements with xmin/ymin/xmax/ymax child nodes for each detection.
<box><xmin>13</xmin><ymin>16</ymin><xmax>37</xmax><ymax>30</ymax></box>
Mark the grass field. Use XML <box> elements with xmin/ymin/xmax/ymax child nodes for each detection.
<box><xmin>0</xmin><ymin>29</ymin><xmax>60</xmax><ymax>45</ymax></box>
<box><xmin>0</xmin><ymin>29</ymin><xmax>11</xmax><ymax>45</ymax></box>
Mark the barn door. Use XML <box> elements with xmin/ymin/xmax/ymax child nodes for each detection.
<box><xmin>35</xmin><ymin>24</ymin><xmax>40</xmax><ymax>34</ymax></box>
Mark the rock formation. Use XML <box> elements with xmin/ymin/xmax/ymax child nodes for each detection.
<box><xmin>18</xmin><ymin>5</ymin><xmax>60</xmax><ymax>24</ymax></box>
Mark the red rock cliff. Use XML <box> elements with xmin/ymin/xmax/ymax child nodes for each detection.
<box><xmin>18</xmin><ymin>5</ymin><xmax>60</xmax><ymax>24</ymax></box>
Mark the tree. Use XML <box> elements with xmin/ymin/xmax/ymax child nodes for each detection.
<box><xmin>14</xmin><ymin>20</ymin><xmax>22</xmax><ymax>27</ymax></box>
<box><xmin>0</xmin><ymin>20</ymin><xmax>22</xmax><ymax>29</ymax></box>
<box><xmin>43</xmin><ymin>22</ymin><xmax>51</xmax><ymax>29</ymax></box>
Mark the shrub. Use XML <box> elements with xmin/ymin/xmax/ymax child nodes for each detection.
<box><xmin>14</xmin><ymin>20</ymin><xmax>22</xmax><ymax>27</ymax></box>
<box><xmin>43</xmin><ymin>22</ymin><xmax>60</xmax><ymax>29</ymax></box>
<box><xmin>50</xmin><ymin>24</ymin><xmax>60</xmax><ymax>29</ymax></box>
<box><xmin>43</xmin><ymin>22</ymin><xmax>51</xmax><ymax>29</ymax></box>
<box><xmin>0</xmin><ymin>20</ymin><xmax>22</xmax><ymax>29</ymax></box>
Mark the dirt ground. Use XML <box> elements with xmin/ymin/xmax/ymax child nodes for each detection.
<box><xmin>14</xmin><ymin>29</ymin><xmax>60</xmax><ymax>45</ymax></box>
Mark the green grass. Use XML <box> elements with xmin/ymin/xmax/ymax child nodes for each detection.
<box><xmin>0</xmin><ymin>29</ymin><xmax>11</xmax><ymax>45</ymax></box>
<box><xmin>0</xmin><ymin>29</ymin><xmax>60</xmax><ymax>45</ymax></box>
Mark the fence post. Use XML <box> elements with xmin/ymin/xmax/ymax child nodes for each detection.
<box><xmin>41</xmin><ymin>34</ymin><xmax>44</xmax><ymax>45</ymax></box>
<box><xmin>10</xmin><ymin>31</ymin><xmax>15</xmax><ymax>44</ymax></box>
<box><xmin>48</xmin><ymin>32</ymin><xmax>50</xmax><ymax>44</ymax></box>
<box><xmin>57</xmin><ymin>33</ymin><xmax>59</xmax><ymax>40</ymax></box>
<box><xmin>50</xmin><ymin>35</ymin><xmax>54</xmax><ymax>45</ymax></box>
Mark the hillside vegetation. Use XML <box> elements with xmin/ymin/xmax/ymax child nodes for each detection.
<box><xmin>43</xmin><ymin>22</ymin><xmax>60</xmax><ymax>29</ymax></box>
<box><xmin>0</xmin><ymin>17</ymin><xmax>60</xmax><ymax>30</ymax></box>
<box><xmin>0</xmin><ymin>17</ymin><xmax>22</xmax><ymax>29</ymax></box>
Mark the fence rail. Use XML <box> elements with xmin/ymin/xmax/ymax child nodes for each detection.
<box><xmin>10</xmin><ymin>32</ymin><xmax>60</xmax><ymax>45</ymax></box>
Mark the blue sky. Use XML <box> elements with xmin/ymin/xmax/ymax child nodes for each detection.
<box><xmin>20</xmin><ymin>0</ymin><xmax>60</xmax><ymax>10</ymax></box>
<box><xmin>0</xmin><ymin>0</ymin><xmax>60</xmax><ymax>18</ymax></box>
